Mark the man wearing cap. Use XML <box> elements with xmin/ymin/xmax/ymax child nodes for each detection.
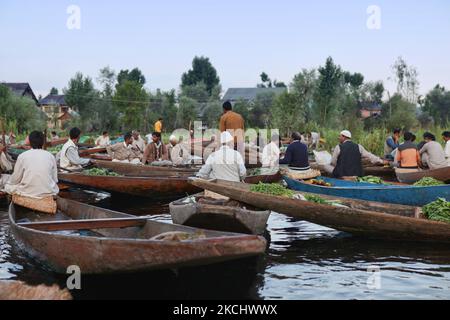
<box><xmin>328</xmin><ymin>130</ymin><xmax>385</xmax><ymax>178</ymax></box>
<box><xmin>167</xmin><ymin>135</ymin><xmax>190</xmax><ymax>166</ymax></box>
<box><xmin>197</xmin><ymin>131</ymin><xmax>246</xmax><ymax>182</ymax></box>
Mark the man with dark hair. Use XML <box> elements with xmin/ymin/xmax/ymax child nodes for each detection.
<box><xmin>279</xmin><ymin>132</ymin><xmax>310</xmax><ymax>170</ymax></box>
<box><xmin>442</xmin><ymin>131</ymin><xmax>450</xmax><ymax>165</ymax></box>
<box><xmin>419</xmin><ymin>132</ymin><xmax>447</xmax><ymax>169</ymax></box>
<box><xmin>219</xmin><ymin>100</ymin><xmax>245</xmax><ymax>148</ymax></box>
<box><xmin>142</xmin><ymin>132</ymin><xmax>169</xmax><ymax>164</ymax></box>
<box><xmin>95</xmin><ymin>131</ymin><xmax>110</xmax><ymax>147</ymax></box>
<box><xmin>394</xmin><ymin>132</ymin><xmax>420</xmax><ymax>169</ymax></box>
<box><xmin>5</xmin><ymin>131</ymin><xmax>59</xmax><ymax>198</ymax></box>
<box><xmin>106</xmin><ymin>132</ymin><xmax>140</xmax><ymax>163</ymax></box>
<box><xmin>51</xmin><ymin>131</ymin><xmax>59</xmax><ymax>141</ymax></box>
<box><xmin>59</xmin><ymin>127</ymin><xmax>90</xmax><ymax>170</ymax></box>
<box><xmin>154</xmin><ymin>118</ymin><xmax>163</xmax><ymax>133</ymax></box>
<box><xmin>384</xmin><ymin>128</ymin><xmax>401</xmax><ymax>160</ymax></box>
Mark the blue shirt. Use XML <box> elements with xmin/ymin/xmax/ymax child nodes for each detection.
<box><xmin>279</xmin><ymin>141</ymin><xmax>310</xmax><ymax>168</ymax></box>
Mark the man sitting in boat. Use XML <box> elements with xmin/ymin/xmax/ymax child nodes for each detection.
<box><xmin>326</xmin><ymin>130</ymin><xmax>386</xmax><ymax>178</ymax></box>
<box><xmin>132</xmin><ymin>130</ymin><xmax>146</xmax><ymax>153</ymax></box>
<box><xmin>419</xmin><ymin>132</ymin><xmax>448</xmax><ymax>170</ymax></box>
<box><xmin>261</xmin><ymin>133</ymin><xmax>280</xmax><ymax>174</ymax></box>
<box><xmin>394</xmin><ymin>132</ymin><xmax>421</xmax><ymax>170</ymax></box>
<box><xmin>197</xmin><ymin>131</ymin><xmax>246</xmax><ymax>182</ymax></box>
<box><xmin>279</xmin><ymin>132</ymin><xmax>310</xmax><ymax>170</ymax></box>
<box><xmin>5</xmin><ymin>131</ymin><xmax>59</xmax><ymax>198</ymax></box>
<box><xmin>58</xmin><ymin>127</ymin><xmax>91</xmax><ymax>171</ymax></box>
<box><xmin>95</xmin><ymin>131</ymin><xmax>110</xmax><ymax>147</ymax></box>
<box><xmin>142</xmin><ymin>132</ymin><xmax>169</xmax><ymax>165</ymax></box>
<box><xmin>107</xmin><ymin>132</ymin><xmax>141</xmax><ymax>164</ymax></box>
<box><xmin>442</xmin><ymin>131</ymin><xmax>450</xmax><ymax>166</ymax></box>
<box><xmin>384</xmin><ymin>128</ymin><xmax>401</xmax><ymax>160</ymax></box>
<box><xmin>51</xmin><ymin>131</ymin><xmax>59</xmax><ymax>141</ymax></box>
<box><xmin>167</xmin><ymin>135</ymin><xmax>191</xmax><ymax>166</ymax></box>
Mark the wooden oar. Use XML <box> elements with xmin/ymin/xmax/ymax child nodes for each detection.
<box><xmin>18</xmin><ymin>217</ymin><xmax>149</xmax><ymax>232</ymax></box>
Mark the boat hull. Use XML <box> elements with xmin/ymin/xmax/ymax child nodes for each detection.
<box><xmin>396</xmin><ymin>167</ymin><xmax>450</xmax><ymax>184</ymax></box>
<box><xmin>284</xmin><ymin>176</ymin><xmax>450</xmax><ymax>206</ymax></box>
<box><xmin>9</xmin><ymin>198</ymin><xmax>267</xmax><ymax>274</ymax></box>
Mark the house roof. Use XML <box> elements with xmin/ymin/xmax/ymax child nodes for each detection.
<box><xmin>39</xmin><ymin>94</ymin><xmax>66</xmax><ymax>106</ymax></box>
<box><xmin>1</xmin><ymin>82</ymin><xmax>38</xmax><ymax>103</ymax></box>
<box><xmin>359</xmin><ymin>101</ymin><xmax>382</xmax><ymax>111</ymax></box>
<box><xmin>223</xmin><ymin>87</ymin><xmax>286</xmax><ymax>102</ymax></box>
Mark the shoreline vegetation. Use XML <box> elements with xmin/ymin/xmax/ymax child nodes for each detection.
<box><xmin>1</xmin><ymin>56</ymin><xmax>449</xmax><ymax>157</ymax></box>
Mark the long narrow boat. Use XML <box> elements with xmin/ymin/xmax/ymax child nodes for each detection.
<box><xmin>58</xmin><ymin>172</ymin><xmax>201</xmax><ymax>198</ymax></box>
<box><xmin>188</xmin><ymin>179</ymin><xmax>450</xmax><ymax>243</ymax></box>
<box><xmin>58</xmin><ymin>167</ymin><xmax>280</xmax><ymax>197</ymax></box>
<box><xmin>310</xmin><ymin>162</ymin><xmax>396</xmax><ymax>179</ymax></box>
<box><xmin>395</xmin><ymin>167</ymin><xmax>450</xmax><ymax>184</ymax></box>
<box><xmin>283</xmin><ymin>176</ymin><xmax>450</xmax><ymax>206</ymax></box>
<box><xmin>92</xmin><ymin>159</ymin><xmax>199</xmax><ymax>177</ymax></box>
<box><xmin>9</xmin><ymin>198</ymin><xmax>266</xmax><ymax>274</ymax></box>
<box><xmin>169</xmin><ymin>193</ymin><xmax>271</xmax><ymax>235</ymax></box>
<box><xmin>78</xmin><ymin>147</ymin><xmax>107</xmax><ymax>157</ymax></box>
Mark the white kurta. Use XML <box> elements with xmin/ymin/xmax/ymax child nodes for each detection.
<box><xmin>445</xmin><ymin>141</ymin><xmax>450</xmax><ymax>166</ymax></box>
<box><xmin>262</xmin><ymin>142</ymin><xmax>280</xmax><ymax>168</ymax></box>
<box><xmin>5</xmin><ymin>149</ymin><xmax>59</xmax><ymax>198</ymax></box>
<box><xmin>95</xmin><ymin>136</ymin><xmax>111</xmax><ymax>147</ymax></box>
<box><xmin>197</xmin><ymin>146</ymin><xmax>246</xmax><ymax>182</ymax></box>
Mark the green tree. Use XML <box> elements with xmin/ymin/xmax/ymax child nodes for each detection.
<box><xmin>113</xmin><ymin>81</ymin><xmax>149</xmax><ymax>131</ymax></box>
<box><xmin>423</xmin><ymin>85</ymin><xmax>450</xmax><ymax>126</ymax></box>
<box><xmin>64</xmin><ymin>72</ymin><xmax>97</xmax><ymax>128</ymax></box>
<box><xmin>176</xmin><ymin>96</ymin><xmax>198</xmax><ymax>129</ymax></box>
<box><xmin>249</xmin><ymin>92</ymin><xmax>276</xmax><ymax>128</ymax></box>
<box><xmin>314</xmin><ymin>57</ymin><xmax>344</xmax><ymax>126</ymax></box>
<box><xmin>202</xmin><ymin>100</ymin><xmax>222</xmax><ymax>128</ymax></box>
<box><xmin>382</xmin><ymin>94</ymin><xmax>418</xmax><ymax>130</ymax></box>
<box><xmin>117</xmin><ymin>68</ymin><xmax>146</xmax><ymax>87</ymax></box>
<box><xmin>49</xmin><ymin>87</ymin><xmax>59</xmax><ymax>95</ymax></box>
<box><xmin>181</xmin><ymin>56</ymin><xmax>220</xmax><ymax>95</ymax></box>
<box><xmin>391</xmin><ymin>56</ymin><xmax>420</xmax><ymax>103</ymax></box>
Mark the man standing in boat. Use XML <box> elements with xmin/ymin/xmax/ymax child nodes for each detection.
<box><xmin>58</xmin><ymin>127</ymin><xmax>91</xmax><ymax>171</ymax></box>
<box><xmin>5</xmin><ymin>131</ymin><xmax>59</xmax><ymax>198</ymax></box>
<box><xmin>327</xmin><ymin>130</ymin><xmax>386</xmax><ymax>178</ymax></box>
<box><xmin>197</xmin><ymin>131</ymin><xmax>246</xmax><ymax>183</ymax></box>
<box><xmin>219</xmin><ymin>101</ymin><xmax>245</xmax><ymax>151</ymax></box>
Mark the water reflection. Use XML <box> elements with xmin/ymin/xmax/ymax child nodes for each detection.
<box><xmin>1</xmin><ymin>189</ymin><xmax>450</xmax><ymax>300</ymax></box>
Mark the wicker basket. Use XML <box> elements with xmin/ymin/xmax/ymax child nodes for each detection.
<box><xmin>12</xmin><ymin>194</ymin><xmax>57</xmax><ymax>215</ymax></box>
<box><xmin>280</xmin><ymin>168</ymin><xmax>321</xmax><ymax>180</ymax></box>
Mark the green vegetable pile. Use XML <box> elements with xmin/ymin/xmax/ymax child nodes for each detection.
<box><xmin>250</xmin><ymin>182</ymin><xmax>294</xmax><ymax>198</ymax></box>
<box><xmin>413</xmin><ymin>177</ymin><xmax>445</xmax><ymax>187</ymax></box>
<box><xmin>304</xmin><ymin>194</ymin><xmax>343</xmax><ymax>206</ymax></box>
<box><xmin>357</xmin><ymin>176</ymin><xmax>389</xmax><ymax>185</ymax></box>
<box><xmin>83</xmin><ymin>168</ymin><xmax>121</xmax><ymax>177</ymax></box>
<box><xmin>422</xmin><ymin>198</ymin><xmax>450</xmax><ymax>223</ymax></box>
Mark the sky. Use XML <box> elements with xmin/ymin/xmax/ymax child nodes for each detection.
<box><xmin>1</xmin><ymin>0</ymin><xmax>449</xmax><ymax>98</ymax></box>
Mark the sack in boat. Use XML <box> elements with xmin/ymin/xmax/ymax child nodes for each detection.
<box><xmin>12</xmin><ymin>194</ymin><xmax>57</xmax><ymax>215</ymax></box>
<box><xmin>204</xmin><ymin>189</ymin><xmax>229</xmax><ymax>201</ymax></box>
<box><xmin>280</xmin><ymin>167</ymin><xmax>321</xmax><ymax>180</ymax></box>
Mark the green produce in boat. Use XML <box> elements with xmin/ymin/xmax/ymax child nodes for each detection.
<box><xmin>83</xmin><ymin>168</ymin><xmax>121</xmax><ymax>177</ymax></box>
<box><xmin>250</xmin><ymin>182</ymin><xmax>294</xmax><ymax>198</ymax></box>
<box><xmin>356</xmin><ymin>176</ymin><xmax>390</xmax><ymax>185</ymax></box>
<box><xmin>422</xmin><ymin>198</ymin><xmax>450</xmax><ymax>223</ymax></box>
<box><xmin>414</xmin><ymin>177</ymin><xmax>445</xmax><ymax>187</ymax></box>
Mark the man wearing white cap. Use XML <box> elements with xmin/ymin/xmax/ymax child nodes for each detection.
<box><xmin>327</xmin><ymin>130</ymin><xmax>386</xmax><ymax>178</ymax></box>
<box><xmin>167</xmin><ymin>135</ymin><xmax>190</xmax><ymax>166</ymax></box>
<box><xmin>197</xmin><ymin>131</ymin><xmax>246</xmax><ymax>182</ymax></box>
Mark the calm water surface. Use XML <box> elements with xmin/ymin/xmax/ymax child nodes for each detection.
<box><xmin>1</xmin><ymin>188</ymin><xmax>450</xmax><ymax>300</ymax></box>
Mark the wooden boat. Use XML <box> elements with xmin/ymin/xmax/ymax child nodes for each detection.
<box><xmin>58</xmin><ymin>172</ymin><xmax>201</xmax><ymax>198</ymax></box>
<box><xmin>310</xmin><ymin>162</ymin><xmax>395</xmax><ymax>179</ymax></box>
<box><xmin>395</xmin><ymin>167</ymin><xmax>450</xmax><ymax>184</ymax></box>
<box><xmin>189</xmin><ymin>179</ymin><xmax>450</xmax><ymax>243</ymax></box>
<box><xmin>78</xmin><ymin>147</ymin><xmax>106</xmax><ymax>157</ymax></box>
<box><xmin>9</xmin><ymin>197</ymin><xmax>266</xmax><ymax>274</ymax></box>
<box><xmin>169</xmin><ymin>193</ymin><xmax>271</xmax><ymax>235</ymax></box>
<box><xmin>92</xmin><ymin>159</ymin><xmax>200</xmax><ymax>177</ymax></box>
<box><xmin>283</xmin><ymin>176</ymin><xmax>450</xmax><ymax>206</ymax></box>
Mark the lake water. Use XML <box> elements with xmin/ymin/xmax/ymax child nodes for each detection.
<box><xmin>1</xmin><ymin>189</ymin><xmax>450</xmax><ymax>300</ymax></box>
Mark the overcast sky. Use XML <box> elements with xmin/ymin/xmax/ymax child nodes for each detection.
<box><xmin>1</xmin><ymin>0</ymin><xmax>449</xmax><ymax>98</ymax></box>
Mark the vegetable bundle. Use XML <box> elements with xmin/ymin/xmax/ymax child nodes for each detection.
<box><xmin>304</xmin><ymin>194</ymin><xmax>343</xmax><ymax>206</ymax></box>
<box><xmin>83</xmin><ymin>168</ymin><xmax>121</xmax><ymax>177</ymax></box>
<box><xmin>422</xmin><ymin>198</ymin><xmax>450</xmax><ymax>223</ymax></box>
<box><xmin>250</xmin><ymin>182</ymin><xmax>294</xmax><ymax>198</ymax></box>
<box><xmin>413</xmin><ymin>177</ymin><xmax>445</xmax><ymax>187</ymax></box>
<box><xmin>356</xmin><ymin>176</ymin><xmax>389</xmax><ymax>185</ymax></box>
